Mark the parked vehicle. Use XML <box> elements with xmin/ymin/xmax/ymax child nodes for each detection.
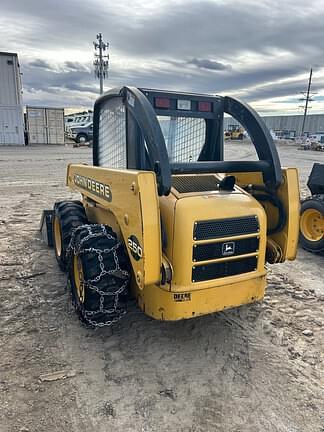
<box><xmin>68</xmin><ymin>122</ymin><xmax>93</xmax><ymax>143</ymax></box>
<box><xmin>297</xmin><ymin>136</ymin><xmax>324</xmax><ymax>151</ymax></box>
<box><xmin>64</xmin><ymin>113</ymin><xmax>93</xmax><ymax>133</ymax></box>
<box><xmin>64</xmin><ymin>115</ymin><xmax>76</xmax><ymax>129</ymax></box>
<box><xmin>309</xmin><ymin>133</ymin><xmax>324</xmax><ymax>144</ymax></box>
<box><xmin>273</xmin><ymin>129</ymin><xmax>296</xmax><ymax>140</ymax></box>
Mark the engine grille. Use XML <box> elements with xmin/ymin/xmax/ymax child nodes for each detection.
<box><xmin>193</xmin><ymin>216</ymin><xmax>259</xmax><ymax>240</ymax></box>
<box><xmin>193</xmin><ymin>237</ymin><xmax>259</xmax><ymax>262</ymax></box>
<box><xmin>192</xmin><ymin>257</ymin><xmax>257</xmax><ymax>282</ymax></box>
<box><xmin>172</xmin><ymin>175</ymin><xmax>219</xmax><ymax>193</ymax></box>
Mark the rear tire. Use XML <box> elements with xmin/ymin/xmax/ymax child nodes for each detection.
<box><xmin>52</xmin><ymin>201</ymin><xmax>88</xmax><ymax>271</ymax></box>
<box><xmin>300</xmin><ymin>196</ymin><xmax>324</xmax><ymax>254</ymax></box>
<box><xmin>68</xmin><ymin>224</ymin><xmax>130</xmax><ymax>326</ymax></box>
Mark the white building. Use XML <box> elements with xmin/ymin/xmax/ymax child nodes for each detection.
<box><xmin>0</xmin><ymin>52</ymin><xmax>25</xmax><ymax>145</ymax></box>
<box><xmin>224</xmin><ymin>113</ymin><xmax>324</xmax><ymax>138</ymax></box>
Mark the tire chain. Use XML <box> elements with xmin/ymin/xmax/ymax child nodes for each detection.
<box><xmin>67</xmin><ymin>224</ymin><xmax>130</xmax><ymax>328</ymax></box>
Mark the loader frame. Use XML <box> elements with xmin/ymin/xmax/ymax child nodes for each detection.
<box><xmin>92</xmin><ymin>87</ymin><xmax>282</xmax><ymax>193</ymax></box>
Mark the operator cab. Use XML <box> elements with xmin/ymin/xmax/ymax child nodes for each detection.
<box><xmin>93</xmin><ymin>87</ymin><xmax>281</xmax><ymax>196</ymax></box>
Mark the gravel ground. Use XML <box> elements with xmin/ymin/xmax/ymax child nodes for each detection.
<box><xmin>0</xmin><ymin>142</ymin><xmax>323</xmax><ymax>432</ymax></box>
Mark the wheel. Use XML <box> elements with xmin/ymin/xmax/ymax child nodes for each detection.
<box><xmin>300</xmin><ymin>197</ymin><xmax>324</xmax><ymax>254</ymax></box>
<box><xmin>76</xmin><ymin>133</ymin><xmax>88</xmax><ymax>144</ymax></box>
<box><xmin>52</xmin><ymin>201</ymin><xmax>88</xmax><ymax>271</ymax></box>
<box><xmin>68</xmin><ymin>224</ymin><xmax>130</xmax><ymax>326</ymax></box>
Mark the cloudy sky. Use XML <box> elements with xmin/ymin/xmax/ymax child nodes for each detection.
<box><xmin>1</xmin><ymin>0</ymin><xmax>324</xmax><ymax>114</ymax></box>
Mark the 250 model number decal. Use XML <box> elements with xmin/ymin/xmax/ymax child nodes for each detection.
<box><xmin>128</xmin><ymin>235</ymin><xmax>143</xmax><ymax>261</ymax></box>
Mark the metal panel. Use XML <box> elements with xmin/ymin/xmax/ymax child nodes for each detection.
<box><xmin>46</xmin><ymin>108</ymin><xmax>64</xmax><ymax>144</ymax></box>
<box><xmin>0</xmin><ymin>106</ymin><xmax>24</xmax><ymax>145</ymax></box>
<box><xmin>0</xmin><ymin>53</ymin><xmax>22</xmax><ymax>106</ymax></box>
<box><xmin>27</xmin><ymin>107</ymin><xmax>47</xmax><ymax>144</ymax></box>
<box><xmin>26</xmin><ymin>107</ymin><xmax>65</xmax><ymax>144</ymax></box>
<box><xmin>0</xmin><ymin>52</ymin><xmax>24</xmax><ymax>145</ymax></box>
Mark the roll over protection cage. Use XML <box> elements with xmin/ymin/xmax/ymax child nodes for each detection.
<box><xmin>93</xmin><ymin>86</ymin><xmax>282</xmax><ymax>196</ymax></box>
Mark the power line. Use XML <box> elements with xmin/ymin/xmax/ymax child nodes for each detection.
<box><xmin>93</xmin><ymin>33</ymin><xmax>109</xmax><ymax>95</ymax></box>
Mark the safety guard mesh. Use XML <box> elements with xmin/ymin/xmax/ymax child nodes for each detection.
<box><xmin>192</xmin><ymin>256</ymin><xmax>257</xmax><ymax>282</ymax></box>
<box><xmin>172</xmin><ymin>175</ymin><xmax>219</xmax><ymax>193</ymax></box>
<box><xmin>98</xmin><ymin>98</ymin><xmax>127</xmax><ymax>168</ymax></box>
<box><xmin>159</xmin><ymin>116</ymin><xmax>206</xmax><ymax>163</ymax></box>
<box><xmin>193</xmin><ymin>216</ymin><xmax>259</xmax><ymax>240</ymax></box>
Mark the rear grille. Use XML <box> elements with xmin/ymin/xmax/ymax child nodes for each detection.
<box><xmin>193</xmin><ymin>237</ymin><xmax>259</xmax><ymax>262</ymax></box>
<box><xmin>193</xmin><ymin>216</ymin><xmax>259</xmax><ymax>240</ymax></box>
<box><xmin>192</xmin><ymin>257</ymin><xmax>257</xmax><ymax>282</ymax></box>
<box><xmin>172</xmin><ymin>175</ymin><xmax>219</xmax><ymax>193</ymax></box>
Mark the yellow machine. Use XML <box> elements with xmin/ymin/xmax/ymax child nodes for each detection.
<box><xmin>299</xmin><ymin>163</ymin><xmax>324</xmax><ymax>254</ymax></box>
<box><xmin>47</xmin><ymin>87</ymin><xmax>300</xmax><ymax>326</ymax></box>
<box><xmin>224</xmin><ymin>124</ymin><xmax>244</xmax><ymax>140</ymax></box>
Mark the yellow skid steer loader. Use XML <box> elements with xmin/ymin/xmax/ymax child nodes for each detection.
<box><xmin>42</xmin><ymin>87</ymin><xmax>300</xmax><ymax>326</ymax></box>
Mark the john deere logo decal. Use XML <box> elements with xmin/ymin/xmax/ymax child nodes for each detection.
<box><xmin>73</xmin><ymin>174</ymin><xmax>112</xmax><ymax>202</ymax></box>
<box><xmin>174</xmin><ymin>293</ymin><xmax>191</xmax><ymax>302</ymax></box>
<box><xmin>222</xmin><ymin>241</ymin><xmax>235</xmax><ymax>256</ymax></box>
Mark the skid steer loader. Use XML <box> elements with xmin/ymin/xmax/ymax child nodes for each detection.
<box><xmin>299</xmin><ymin>163</ymin><xmax>324</xmax><ymax>254</ymax></box>
<box><xmin>43</xmin><ymin>87</ymin><xmax>300</xmax><ymax>326</ymax></box>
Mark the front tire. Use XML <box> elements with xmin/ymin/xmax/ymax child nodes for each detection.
<box><xmin>76</xmin><ymin>133</ymin><xmax>88</xmax><ymax>143</ymax></box>
<box><xmin>300</xmin><ymin>197</ymin><xmax>324</xmax><ymax>254</ymax></box>
<box><xmin>52</xmin><ymin>201</ymin><xmax>88</xmax><ymax>271</ymax></box>
<box><xmin>68</xmin><ymin>224</ymin><xmax>130</xmax><ymax>326</ymax></box>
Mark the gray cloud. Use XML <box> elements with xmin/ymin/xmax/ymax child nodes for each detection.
<box><xmin>64</xmin><ymin>61</ymin><xmax>90</xmax><ymax>72</ymax></box>
<box><xmin>28</xmin><ymin>58</ymin><xmax>52</xmax><ymax>70</ymax></box>
<box><xmin>1</xmin><ymin>0</ymin><xmax>324</xmax><ymax>111</ymax></box>
<box><xmin>188</xmin><ymin>58</ymin><xmax>230</xmax><ymax>71</ymax></box>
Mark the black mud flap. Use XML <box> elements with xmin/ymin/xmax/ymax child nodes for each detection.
<box><xmin>40</xmin><ymin>210</ymin><xmax>54</xmax><ymax>247</ymax></box>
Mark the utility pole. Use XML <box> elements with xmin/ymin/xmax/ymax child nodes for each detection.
<box><xmin>93</xmin><ymin>33</ymin><xmax>109</xmax><ymax>95</ymax></box>
<box><xmin>299</xmin><ymin>68</ymin><xmax>316</xmax><ymax>137</ymax></box>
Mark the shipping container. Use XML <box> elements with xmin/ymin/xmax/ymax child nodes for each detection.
<box><xmin>26</xmin><ymin>107</ymin><xmax>65</xmax><ymax>145</ymax></box>
<box><xmin>0</xmin><ymin>52</ymin><xmax>24</xmax><ymax>145</ymax></box>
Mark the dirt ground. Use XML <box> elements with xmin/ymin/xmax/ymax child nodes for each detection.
<box><xmin>0</xmin><ymin>142</ymin><xmax>323</xmax><ymax>432</ymax></box>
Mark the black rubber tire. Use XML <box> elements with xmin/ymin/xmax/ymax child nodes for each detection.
<box><xmin>52</xmin><ymin>201</ymin><xmax>88</xmax><ymax>271</ymax></box>
<box><xmin>76</xmin><ymin>133</ymin><xmax>88</xmax><ymax>143</ymax></box>
<box><xmin>299</xmin><ymin>196</ymin><xmax>324</xmax><ymax>254</ymax></box>
<box><xmin>68</xmin><ymin>224</ymin><xmax>130</xmax><ymax>326</ymax></box>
